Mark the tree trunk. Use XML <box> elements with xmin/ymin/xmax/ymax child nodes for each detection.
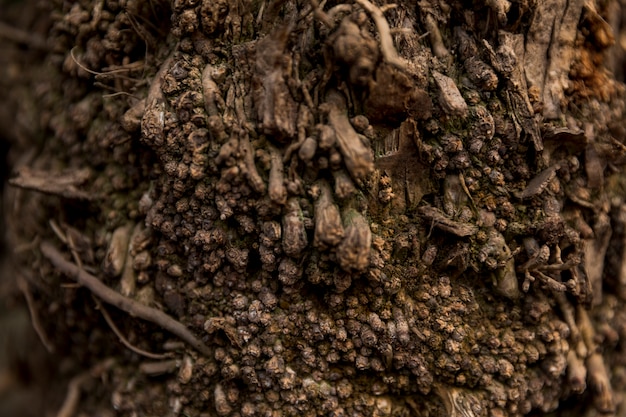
<box><xmin>3</xmin><ymin>0</ymin><xmax>626</xmax><ymax>416</ymax></box>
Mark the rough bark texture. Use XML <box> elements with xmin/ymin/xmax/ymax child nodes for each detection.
<box><xmin>3</xmin><ymin>0</ymin><xmax>626</xmax><ymax>416</ymax></box>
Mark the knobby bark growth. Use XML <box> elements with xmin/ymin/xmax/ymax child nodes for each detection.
<box><xmin>3</xmin><ymin>0</ymin><xmax>626</xmax><ymax>416</ymax></box>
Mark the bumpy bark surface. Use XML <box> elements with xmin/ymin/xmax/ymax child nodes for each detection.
<box><xmin>4</xmin><ymin>0</ymin><xmax>626</xmax><ymax>416</ymax></box>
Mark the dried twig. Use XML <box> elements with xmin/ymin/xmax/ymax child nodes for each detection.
<box><xmin>66</xmin><ymin>233</ymin><xmax>84</xmax><ymax>270</ymax></box>
<box><xmin>40</xmin><ymin>241</ymin><xmax>212</xmax><ymax>357</ymax></box>
<box><xmin>51</xmin><ymin>221</ymin><xmax>96</xmax><ymax>271</ymax></box>
<box><xmin>94</xmin><ymin>297</ymin><xmax>173</xmax><ymax>360</ymax></box>
<box><xmin>55</xmin><ymin>221</ymin><xmax>169</xmax><ymax>360</ymax></box>
<box><xmin>17</xmin><ymin>275</ymin><xmax>54</xmax><ymax>353</ymax></box>
<box><xmin>49</xmin><ymin>219</ymin><xmax>68</xmax><ymax>244</ymax></box>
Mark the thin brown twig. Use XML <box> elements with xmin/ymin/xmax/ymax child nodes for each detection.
<box><xmin>125</xmin><ymin>9</ymin><xmax>164</xmax><ymax>40</ymax></box>
<box><xmin>101</xmin><ymin>60</ymin><xmax>146</xmax><ymax>73</ymax></box>
<box><xmin>94</xmin><ymin>297</ymin><xmax>173</xmax><ymax>360</ymax></box>
<box><xmin>63</xmin><ymin>228</ymin><xmax>148</xmax><ymax>362</ymax></box>
<box><xmin>101</xmin><ymin>90</ymin><xmax>141</xmax><ymax>99</ymax></box>
<box><xmin>69</xmin><ymin>47</ymin><xmax>140</xmax><ymax>81</ymax></box>
<box><xmin>40</xmin><ymin>241</ymin><xmax>212</xmax><ymax>357</ymax></box>
<box><xmin>17</xmin><ymin>275</ymin><xmax>55</xmax><ymax>353</ymax></box>
<box><xmin>65</xmin><ymin>232</ymin><xmax>83</xmax><ymax>269</ymax></box>
<box><xmin>49</xmin><ymin>219</ymin><xmax>68</xmax><ymax>244</ymax></box>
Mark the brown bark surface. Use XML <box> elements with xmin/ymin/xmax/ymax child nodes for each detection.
<box><xmin>3</xmin><ymin>0</ymin><xmax>626</xmax><ymax>416</ymax></box>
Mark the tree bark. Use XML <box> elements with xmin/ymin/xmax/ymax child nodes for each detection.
<box><xmin>3</xmin><ymin>0</ymin><xmax>626</xmax><ymax>416</ymax></box>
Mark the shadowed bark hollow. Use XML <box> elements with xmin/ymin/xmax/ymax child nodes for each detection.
<box><xmin>3</xmin><ymin>0</ymin><xmax>626</xmax><ymax>416</ymax></box>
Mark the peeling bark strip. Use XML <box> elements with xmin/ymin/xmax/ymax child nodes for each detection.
<box><xmin>253</xmin><ymin>26</ymin><xmax>297</xmax><ymax>139</ymax></box>
<box><xmin>10</xmin><ymin>167</ymin><xmax>95</xmax><ymax>200</ymax></box>
<box><xmin>525</xmin><ymin>0</ymin><xmax>585</xmax><ymax>119</ymax></box>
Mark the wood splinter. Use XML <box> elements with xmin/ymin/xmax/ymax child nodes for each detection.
<box><xmin>40</xmin><ymin>241</ymin><xmax>212</xmax><ymax>357</ymax></box>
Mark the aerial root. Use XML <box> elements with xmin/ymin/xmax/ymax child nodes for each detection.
<box><xmin>17</xmin><ymin>274</ymin><xmax>54</xmax><ymax>353</ymax></box>
<box><xmin>310</xmin><ymin>0</ymin><xmax>407</xmax><ymax>70</ymax></box>
<box><xmin>40</xmin><ymin>241</ymin><xmax>212</xmax><ymax>357</ymax></box>
<box><xmin>146</xmin><ymin>52</ymin><xmax>175</xmax><ymax>107</ymax></box>
<box><xmin>354</xmin><ymin>0</ymin><xmax>407</xmax><ymax>70</ymax></box>
<box><xmin>56</xmin><ymin>358</ymin><xmax>115</xmax><ymax>417</ymax></box>
<box><xmin>421</xmin><ymin>13</ymin><xmax>451</xmax><ymax>63</ymax></box>
<box><xmin>94</xmin><ymin>297</ymin><xmax>173</xmax><ymax>360</ymax></box>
